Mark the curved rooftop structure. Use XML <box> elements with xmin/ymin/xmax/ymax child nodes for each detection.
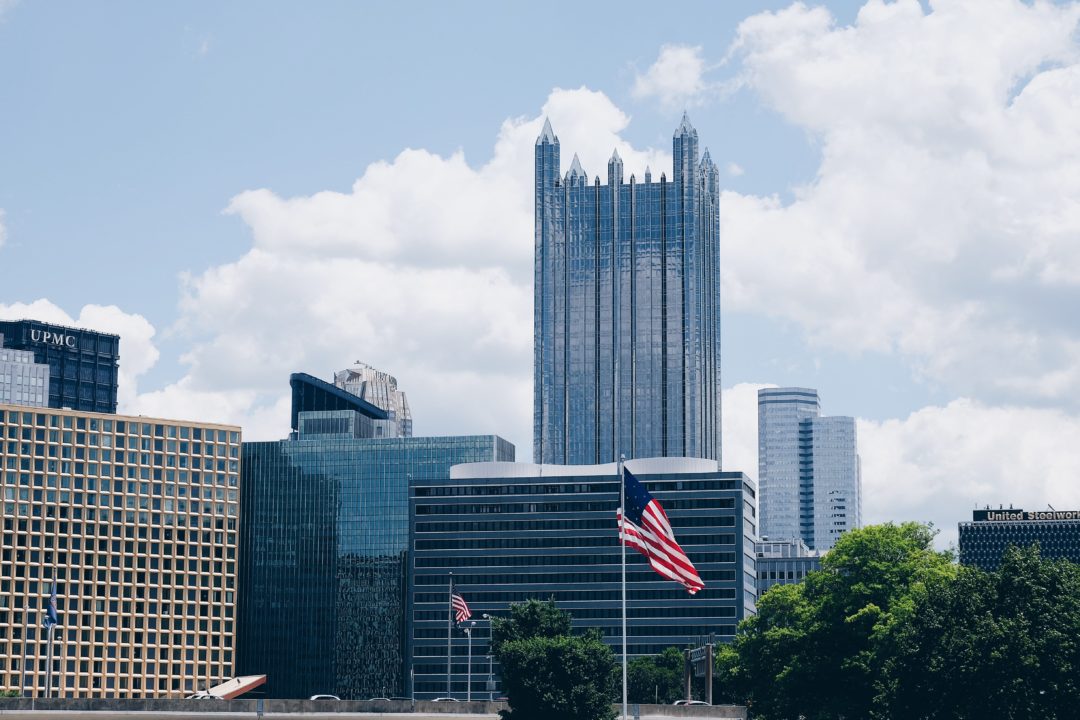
<box><xmin>289</xmin><ymin>372</ymin><xmax>387</xmax><ymax>432</ymax></box>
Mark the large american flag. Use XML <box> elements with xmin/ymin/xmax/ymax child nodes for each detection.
<box><xmin>451</xmin><ymin>589</ymin><xmax>472</xmax><ymax>623</ymax></box>
<box><xmin>617</xmin><ymin>468</ymin><xmax>705</xmax><ymax>595</ymax></box>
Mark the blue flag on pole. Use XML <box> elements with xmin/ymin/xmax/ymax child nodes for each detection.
<box><xmin>42</xmin><ymin>582</ymin><xmax>58</xmax><ymax>630</ymax></box>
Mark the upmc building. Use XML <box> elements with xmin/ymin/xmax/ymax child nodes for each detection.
<box><xmin>0</xmin><ymin>320</ymin><xmax>120</xmax><ymax>414</ymax></box>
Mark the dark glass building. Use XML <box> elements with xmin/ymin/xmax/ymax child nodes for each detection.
<box><xmin>237</xmin><ymin>393</ymin><xmax>514</xmax><ymax>699</ymax></box>
<box><xmin>533</xmin><ymin>115</ymin><xmax>722</xmax><ymax>465</ymax></box>
<box><xmin>0</xmin><ymin>320</ymin><xmax>119</xmax><ymax>414</ymax></box>
<box><xmin>959</xmin><ymin>507</ymin><xmax>1080</xmax><ymax>571</ymax></box>
<box><xmin>408</xmin><ymin>457</ymin><xmax>756</xmax><ymax>700</ymax></box>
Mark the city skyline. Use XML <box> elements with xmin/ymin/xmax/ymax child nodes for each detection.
<box><xmin>3</xmin><ymin>0</ymin><xmax>1080</xmax><ymax>546</ymax></box>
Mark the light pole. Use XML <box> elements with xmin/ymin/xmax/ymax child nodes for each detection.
<box><xmin>482</xmin><ymin>613</ymin><xmax>495</xmax><ymax>701</ymax></box>
<box><xmin>462</xmin><ymin>621</ymin><xmax>476</xmax><ymax>701</ymax></box>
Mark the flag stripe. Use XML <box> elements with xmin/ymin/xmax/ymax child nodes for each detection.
<box><xmin>451</xmin><ymin>591</ymin><xmax>471</xmax><ymax>623</ymax></box>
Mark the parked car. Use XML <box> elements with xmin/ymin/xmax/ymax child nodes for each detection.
<box><xmin>309</xmin><ymin>694</ymin><xmax>341</xmax><ymax>701</ymax></box>
<box><xmin>673</xmin><ymin>699</ymin><xmax>711</xmax><ymax>706</ymax></box>
<box><xmin>433</xmin><ymin>697</ymin><xmax>460</xmax><ymax>702</ymax></box>
<box><xmin>367</xmin><ymin>697</ymin><xmax>391</xmax><ymax>701</ymax></box>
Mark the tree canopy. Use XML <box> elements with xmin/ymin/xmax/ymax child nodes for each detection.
<box><xmin>491</xmin><ymin>599</ymin><xmax>616</xmax><ymax>720</ymax></box>
<box><xmin>716</xmin><ymin>523</ymin><xmax>1080</xmax><ymax>720</ymax></box>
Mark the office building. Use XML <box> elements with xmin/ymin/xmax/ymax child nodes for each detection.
<box><xmin>408</xmin><ymin>457</ymin><xmax>756</xmax><ymax>700</ymax></box>
<box><xmin>237</xmin><ymin>373</ymin><xmax>513</xmax><ymax>700</ymax></box>
<box><xmin>0</xmin><ymin>404</ymin><xmax>240</xmax><ymax>697</ymax></box>
<box><xmin>758</xmin><ymin>387</ymin><xmax>861</xmax><ymax>552</ymax></box>
<box><xmin>755</xmin><ymin>538</ymin><xmax>821</xmax><ymax>596</ymax></box>
<box><xmin>0</xmin><ymin>321</ymin><xmax>120</xmax><ymax>414</ymax></box>
<box><xmin>0</xmin><ymin>334</ymin><xmax>50</xmax><ymax>408</ymax></box>
<box><xmin>533</xmin><ymin>114</ymin><xmax>722</xmax><ymax>465</ymax></box>
<box><xmin>333</xmin><ymin>362</ymin><xmax>413</xmax><ymax>438</ymax></box>
<box><xmin>959</xmin><ymin>507</ymin><xmax>1080</xmax><ymax>571</ymax></box>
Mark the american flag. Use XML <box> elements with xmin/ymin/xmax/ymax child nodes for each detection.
<box><xmin>617</xmin><ymin>468</ymin><xmax>704</xmax><ymax>595</ymax></box>
<box><xmin>451</xmin><ymin>589</ymin><xmax>471</xmax><ymax>623</ymax></box>
<box><xmin>42</xmin><ymin>581</ymin><xmax>59</xmax><ymax>629</ymax></box>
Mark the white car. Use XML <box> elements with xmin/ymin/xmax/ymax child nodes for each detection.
<box><xmin>673</xmin><ymin>699</ymin><xmax>711</xmax><ymax>706</ymax></box>
<box><xmin>433</xmin><ymin>697</ymin><xmax>460</xmax><ymax>702</ymax></box>
<box><xmin>309</xmin><ymin>694</ymin><xmax>341</xmax><ymax>701</ymax></box>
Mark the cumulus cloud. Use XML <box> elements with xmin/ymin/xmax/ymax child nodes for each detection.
<box><xmin>721</xmin><ymin>382</ymin><xmax>776</xmax><ymax>481</ymax></box>
<box><xmin>859</xmin><ymin>399</ymin><xmax>1080</xmax><ymax>548</ymax></box>
<box><xmin>722</xmin><ymin>0</ymin><xmax>1080</xmax><ymax>407</ymax></box>
<box><xmin>0</xmin><ymin>300</ymin><xmax>160</xmax><ymax>410</ymax></box>
<box><xmin>164</xmin><ymin>87</ymin><xmax>670</xmax><ymax>445</ymax></box>
<box><xmin>632</xmin><ymin>44</ymin><xmax>714</xmax><ymax>108</ymax></box>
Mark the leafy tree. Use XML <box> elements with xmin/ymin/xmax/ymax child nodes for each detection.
<box><xmin>492</xmin><ymin>599</ymin><xmax>617</xmax><ymax>720</ymax></box>
<box><xmin>716</xmin><ymin>522</ymin><xmax>956</xmax><ymax>720</ymax></box>
<box><xmin>884</xmin><ymin>544</ymin><xmax>1080</xmax><ymax>719</ymax></box>
<box><xmin>627</xmin><ymin>646</ymin><xmax>685</xmax><ymax>704</ymax></box>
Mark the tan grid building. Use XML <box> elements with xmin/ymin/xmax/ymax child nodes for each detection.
<box><xmin>0</xmin><ymin>404</ymin><xmax>240</xmax><ymax>697</ymax></box>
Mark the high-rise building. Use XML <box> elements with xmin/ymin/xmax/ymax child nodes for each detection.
<box><xmin>959</xmin><ymin>507</ymin><xmax>1080</xmax><ymax>571</ymax></box>
<box><xmin>758</xmin><ymin>387</ymin><xmax>861</xmax><ymax>552</ymax></box>
<box><xmin>0</xmin><ymin>404</ymin><xmax>241</xmax><ymax>697</ymax></box>
<box><xmin>0</xmin><ymin>320</ymin><xmax>120</xmax><ymax>414</ymax></box>
<box><xmin>533</xmin><ymin>114</ymin><xmax>722</xmax><ymax>465</ymax></box>
<box><xmin>237</xmin><ymin>373</ymin><xmax>513</xmax><ymax>699</ymax></box>
<box><xmin>0</xmin><ymin>334</ymin><xmax>50</xmax><ymax>408</ymax></box>
<box><xmin>333</xmin><ymin>361</ymin><xmax>413</xmax><ymax>438</ymax></box>
<box><xmin>754</xmin><ymin>538</ymin><xmax>821</xmax><ymax>596</ymax></box>
<box><xmin>408</xmin><ymin>458</ymin><xmax>756</xmax><ymax>700</ymax></box>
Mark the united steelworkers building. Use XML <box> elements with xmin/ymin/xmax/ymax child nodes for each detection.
<box><xmin>959</xmin><ymin>507</ymin><xmax>1080</xmax><ymax>571</ymax></box>
<box><xmin>0</xmin><ymin>404</ymin><xmax>240</xmax><ymax>697</ymax></box>
<box><xmin>408</xmin><ymin>457</ymin><xmax>757</xmax><ymax>700</ymax></box>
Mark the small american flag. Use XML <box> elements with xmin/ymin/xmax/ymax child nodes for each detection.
<box><xmin>42</xmin><ymin>582</ymin><xmax>59</xmax><ymax>629</ymax></box>
<box><xmin>451</xmin><ymin>589</ymin><xmax>472</xmax><ymax>623</ymax></box>
<box><xmin>618</xmin><ymin>468</ymin><xmax>704</xmax><ymax>595</ymax></box>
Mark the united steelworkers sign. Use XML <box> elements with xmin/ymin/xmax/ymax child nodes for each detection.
<box><xmin>973</xmin><ymin>509</ymin><xmax>1080</xmax><ymax>522</ymax></box>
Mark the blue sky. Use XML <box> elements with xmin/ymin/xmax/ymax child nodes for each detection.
<box><xmin>3</xmin><ymin>0</ymin><xmax>1080</xmax><ymax>545</ymax></box>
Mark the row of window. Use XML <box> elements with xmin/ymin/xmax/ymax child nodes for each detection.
<box><xmin>415</xmin><ymin>515</ymin><xmax>736</xmax><ymax>534</ymax></box>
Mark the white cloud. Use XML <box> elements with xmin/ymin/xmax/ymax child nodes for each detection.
<box><xmin>160</xmin><ymin>87</ymin><xmax>671</xmax><ymax>446</ymax></box>
<box><xmin>0</xmin><ymin>300</ymin><xmax>160</xmax><ymax>410</ymax></box>
<box><xmin>859</xmin><ymin>399</ymin><xmax>1080</xmax><ymax>548</ymax></box>
<box><xmin>726</xmin><ymin>162</ymin><xmax>744</xmax><ymax>177</ymax></box>
<box><xmin>722</xmin><ymin>0</ymin><xmax>1080</xmax><ymax>407</ymax></box>
<box><xmin>632</xmin><ymin>44</ymin><xmax>713</xmax><ymax>108</ymax></box>
<box><xmin>721</xmin><ymin>382</ymin><xmax>777</xmax><ymax>481</ymax></box>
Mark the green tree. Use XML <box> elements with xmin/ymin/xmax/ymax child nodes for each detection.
<box><xmin>627</xmin><ymin>646</ymin><xmax>685</xmax><ymax>704</ymax></box>
<box><xmin>716</xmin><ymin>522</ymin><xmax>956</xmax><ymax>720</ymax></box>
<box><xmin>492</xmin><ymin>599</ymin><xmax>617</xmax><ymax>720</ymax></box>
<box><xmin>884</xmin><ymin>544</ymin><xmax>1080</xmax><ymax>719</ymax></box>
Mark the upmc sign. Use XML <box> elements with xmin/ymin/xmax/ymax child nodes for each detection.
<box><xmin>973</xmin><ymin>509</ymin><xmax>1080</xmax><ymax>522</ymax></box>
<box><xmin>29</xmin><ymin>329</ymin><xmax>76</xmax><ymax>349</ymax></box>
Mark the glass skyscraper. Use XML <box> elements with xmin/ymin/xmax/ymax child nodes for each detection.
<box><xmin>758</xmin><ymin>387</ymin><xmax>861</xmax><ymax>552</ymax></box>
<box><xmin>237</xmin><ymin>374</ymin><xmax>513</xmax><ymax>699</ymax></box>
<box><xmin>533</xmin><ymin>114</ymin><xmax>722</xmax><ymax>465</ymax></box>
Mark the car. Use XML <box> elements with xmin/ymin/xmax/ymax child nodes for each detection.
<box><xmin>366</xmin><ymin>697</ymin><xmax>391</xmax><ymax>701</ymax></box>
<box><xmin>672</xmin><ymin>699</ymin><xmax>711</xmax><ymax>706</ymax></box>
<box><xmin>432</xmin><ymin>697</ymin><xmax>460</xmax><ymax>702</ymax></box>
<box><xmin>309</xmin><ymin>694</ymin><xmax>341</xmax><ymax>701</ymax></box>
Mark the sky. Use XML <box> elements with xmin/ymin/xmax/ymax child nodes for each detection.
<box><xmin>2</xmin><ymin>0</ymin><xmax>1080</xmax><ymax>547</ymax></box>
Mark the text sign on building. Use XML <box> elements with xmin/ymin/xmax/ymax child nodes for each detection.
<box><xmin>973</xmin><ymin>509</ymin><xmax>1080</xmax><ymax>522</ymax></box>
<box><xmin>29</xmin><ymin>329</ymin><xmax>76</xmax><ymax>348</ymax></box>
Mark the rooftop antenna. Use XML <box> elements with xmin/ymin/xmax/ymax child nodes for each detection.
<box><xmin>1049</xmin><ymin>504</ymin><xmax>1055</xmax><ymax>511</ymax></box>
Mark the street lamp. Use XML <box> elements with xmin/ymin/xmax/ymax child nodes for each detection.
<box><xmin>461</xmin><ymin>621</ymin><xmax>476</xmax><ymax>702</ymax></box>
<box><xmin>482</xmin><ymin>614</ymin><xmax>495</xmax><ymax>701</ymax></box>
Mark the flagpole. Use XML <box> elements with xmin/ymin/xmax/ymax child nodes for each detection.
<box><xmin>447</xmin><ymin>572</ymin><xmax>453</xmax><ymax>700</ymax></box>
<box><xmin>619</xmin><ymin>454</ymin><xmax>627</xmax><ymax>720</ymax></box>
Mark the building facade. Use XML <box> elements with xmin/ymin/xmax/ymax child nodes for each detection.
<box><xmin>758</xmin><ymin>387</ymin><xmax>861</xmax><ymax>552</ymax></box>
<box><xmin>334</xmin><ymin>362</ymin><xmax>413</xmax><ymax>438</ymax></box>
<box><xmin>533</xmin><ymin>115</ymin><xmax>722</xmax><ymax>465</ymax></box>
<box><xmin>408</xmin><ymin>457</ymin><xmax>756</xmax><ymax>700</ymax></box>
<box><xmin>0</xmin><ymin>335</ymin><xmax>50</xmax><ymax>408</ymax></box>
<box><xmin>0</xmin><ymin>404</ymin><xmax>240</xmax><ymax>697</ymax></box>
<box><xmin>959</xmin><ymin>508</ymin><xmax>1080</xmax><ymax>571</ymax></box>
<box><xmin>755</xmin><ymin>538</ymin><xmax>821</xmax><ymax>596</ymax></box>
<box><xmin>237</xmin><ymin>385</ymin><xmax>514</xmax><ymax>700</ymax></box>
<box><xmin>0</xmin><ymin>321</ymin><xmax>120</xmax><ymax>414</ymax></box>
